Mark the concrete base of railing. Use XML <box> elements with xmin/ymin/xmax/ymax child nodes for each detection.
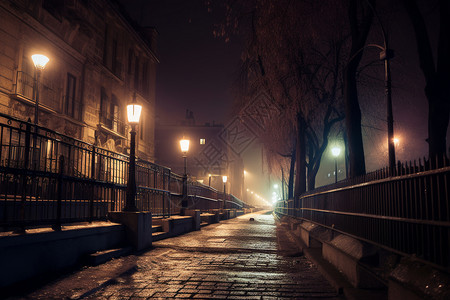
<box><xmin>0</xmin><ymin>222</ymin><xmax>125</xmax><ymax>290</ymax></box>
<box><xmin>388</xmin><ymin>258</ymin><xmax>450</xmax><ymax>300</ymax></box>
<box><xmin>277</xmin><ymin>213</ymin><xmax>450</xmax><ymax>300</ymax></box>
<box><xmin>152</xmin><ymin>215</ymin><xmax>196</xmax><ymax>238</ymax></box>
<box><xmin>108</xmin><ymin>211</ymin><xmax>152</xmax><ymax>251</ymax></box>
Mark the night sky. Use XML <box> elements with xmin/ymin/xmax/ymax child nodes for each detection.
<box><xmin>119</xmin><ymin>0</ymin><xmax>242</xmax><ymax>125</ymax></box>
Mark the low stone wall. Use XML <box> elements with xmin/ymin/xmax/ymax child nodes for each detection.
<box><xmin>277</xmin><ymin>213</ymin><xmax>450</xmax><ymax>300</ymax></box>
<box><xmin>0</xmin><ymin>208</ymin><xmax>252</xmax><ymax>291</ymax></box>
<box><xmin>0</xmin><ymin>223</ymin><xmax>125</xmax><ymax>289</ymax></box>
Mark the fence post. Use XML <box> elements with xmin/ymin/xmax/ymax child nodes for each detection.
<box><xmin>16</xmin><ymin>120</ymin><xmax>32</xmax><ymax>233</ymax></box>
<box><xmin>52</xmin><ymin>155</ymin><xmax>64</xmax><ymax>231</ymax></box>
<box><xmin>89</xmin><ymin>145</ymin><xmax>96</xmax><ymax>222</ymax></box>
<box><xmin>162</xmin><ymin>168</ymin><xmax>166</xmax><ymax>218</ymax></box>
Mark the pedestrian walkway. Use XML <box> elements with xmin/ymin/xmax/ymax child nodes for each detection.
<box><xmin>14</xmin><ymin>211</ymin><xmax>343</xmax><ymax>299</ymax></box>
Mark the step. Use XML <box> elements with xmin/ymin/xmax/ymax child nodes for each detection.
<box><xmin>152</xmin><ymin>225</ymin><xmax>163</xmax><ymax>233</ymax></box>
<box><xmin>152</xmin><ymin>231</ymin><xmax>169</xmax><ymax>241</ymax></box>
<box><xmin>200</xmin><ymin>222</ymin><xmax>209</xmax><ymax>227</ymax></box>
<box><xmin>87</xmin><ymin>247</ymin><xmax>132</xmax><ymax>266</ymax></box>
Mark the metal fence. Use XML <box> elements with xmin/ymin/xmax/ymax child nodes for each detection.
<box><xmin>275</xmin><ymin>158</ymin><xmax>450</xmax><ymax>271</ymax></box>
<box><xmin>0</xmin><ymin>113</ymin><xmax>246</xmax><ymax>231</ymax></box>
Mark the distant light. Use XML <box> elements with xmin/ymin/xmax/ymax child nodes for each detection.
<box><xmin>222</xmin><ymin>175</ymin><xmax>227</xmax><ymax>183</ymax></box>
<box><xmin>273</xmin><ymin>184</ymin><xmax>278</xmax><ymax>189</ymax></box>
<box><xmin>246</xmin><ymin>188</ymin><xmax>249</xmax><ymax>192</ymax></box>
<box><xmin>331</xmin><ymin>146</ymin><xmax>341</xmax><ymax>157</ymax></box>
<box><xmin>200</xmin><ymin>138</ymin><xmax>206</xmax><ymax>145</ymax></box>
<box><xmin>244</xmin><ymin>170</ymin><xmax>247</xmax><ymax>175</ymax></box>
<box><xmin>393</xmin><ymin>137</ymin><xmax>400</xmax><ymax>146</ymax></box>
<box><xmin>251</xmin><ymin>191</ymin><xmax>254</xmax><ymax>194</ymax></box>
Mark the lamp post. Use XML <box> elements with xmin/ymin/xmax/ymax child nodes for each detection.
<box><xmin>180</xmin><ymin>138</ymin><xmax>190</xmax><ymax>208</ymax></box>
<box><xmin>222</xmin><ymin>175</ymin><xmax>227</xmax><ymax>209</ymax></box>
<box><xmin>125</xmin><ymin>100</ymin><xmax>142</xmax><ymax>211</ymax></box>
<box><xmin>331</xmin><ymin>146</ymin><xmax>341</xmax><ymax>183</ymax></box>
<box><xmin>31</xmin><ymin>54</ymin><xmax>49</xmax><ymax>125</ymax></box>
<box><xmin>208</xmin><ymin>173</ymin><xmax>212</xmax><ymax>187</ymax></box>
<box><xmin>363</xmin><ymin>1</ymin><xmax>395</xmax><ymax>173</ymax></box>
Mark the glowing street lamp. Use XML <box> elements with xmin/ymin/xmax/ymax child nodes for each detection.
<box><xmin>125</xmin><ymin>98</ymin><xmax>142</xmax><ymax>211</ymax></box>
<box><xmin>31</xmin><ymin>54</ymin><xmax>49</xmax><ymax>125</ymax></box>
<box><xmin>180</xmin><ymin>138</ymin><xmax>190</xmax><ymax>208</ymax></box>
<box><xmin>393</xmin><ymin>137</ymin><xmax>400</xmax><ymax>148</ymax></box>
<box><xmin>331</xmin><ymin>146</ymin><xmax>341</xmax><ymax>183</ymax></box>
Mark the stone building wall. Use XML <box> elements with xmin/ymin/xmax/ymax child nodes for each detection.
<box><xmin>0</xmin><ymin>0</ymin><xmax>157</xmax><ymax>161</ymax></box>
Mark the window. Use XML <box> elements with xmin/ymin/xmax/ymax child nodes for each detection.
<box><xmin>103</xmin><ymin>26</ymin><xmax>109</xmax><ymax>65</ymax></box>
<box><xmin>111</xmin><ymin>38</ymin><xmax>118</xmax><ymax>75</ymax></box>
<box><xmin>134</xmin><ymin>57</ymin><xmax>140</xmax><ymax>91</ymax></box>
<box><xmin>142</xmin><ymin>61</ymin><xmax>148</xmax><ymax>95</ymax></box>
<box><xmin>140</xmin><ymin>118</ymin><xmax>144</xmax><ymax>140</ymax></box>
<box><xmin>100</xmin><ymin>88</ymin><xmax>111</xmax><ymax>127</ymax></box>
<box><xmin>200</xmin><ymin>138</ymin><xmax>206</xmax><ymax>145</ymax></box>
<box><xmin>65</xmin><ymin>73</ymin><xmax>77</xmax><ymax>118</ymax></box>
<box><xmin>127</xmin><ymin>49</ymin><xmax>134</xmax><ymax>75</ymax></box>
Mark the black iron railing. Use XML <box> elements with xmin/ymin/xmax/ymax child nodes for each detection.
<box><xmin>275</xmin><ymin>158</ymin><xmax>450</xmax><ymax>271</ymax></box>
<box><xmin>0</xmin><ymin>113</ymin><xmax>246</xmax><ymax>231</ymax></box>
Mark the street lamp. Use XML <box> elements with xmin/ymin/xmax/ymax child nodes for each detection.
<box><xmin>331</xmin><ymin>146</ymin><xmax>341</xmax><ymax>183</ymax></box>
<box><xmin>31</xmin><ymin>54</ymin><xmax>49</xmax><ymax>125</ymax></box>
<box><xmin>124</xmin><ymin>99</ymin><xmax>142</xmax><ymax>211</ymax></box>
<box><xmin>222</xmin><ymin>175</ymin><xmax>227</xmax><ymax>209</ymax></box>
<box><xmin>180</xmin><ymin>138</ymin><xmax>190</xmax><ymax>208</ymax></box>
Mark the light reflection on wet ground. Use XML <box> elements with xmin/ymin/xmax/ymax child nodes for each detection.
<box><xmin>18</xmin><ymin>211</ymin><xmax>342</xmax><ymax>299</ymax></box>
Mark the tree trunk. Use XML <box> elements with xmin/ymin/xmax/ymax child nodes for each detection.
<box><xmin>402</xmin><ymin>0</ymin><xmax>450</xmax><ymax>165</ymax></box>
<box><xmin>294</xmin><ymin>113</ymin><xmax>307</xmax><ymax>198</ymax></box>
<box><xmin>288</xmin><ymin>143</ymin><xmax>296</xmax><ymax>199</ymax></box>
<box><xmin>344</xmin><ymin>0</ymin><xmax>373</xmax><ymax>177</ymax></box>
<box><xmin>344</xmin><ymin>64</ymin><xmax>366</xmax><ymax>177</ymax></box>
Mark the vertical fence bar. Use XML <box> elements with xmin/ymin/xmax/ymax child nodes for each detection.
<box><xmin>52</xmin><ymin>155</ymin><xmax>64</xmax><ymax>231</ymax></box>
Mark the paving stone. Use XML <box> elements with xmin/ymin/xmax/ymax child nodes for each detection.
<box><xmin>15</xmin><ymin>211</ymin><xmax>340</xmax><ymax>300</ymax></box>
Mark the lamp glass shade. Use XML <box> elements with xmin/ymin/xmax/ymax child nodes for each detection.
<box><xmin>331</xmin><ymin>147</ymin><xmax>341</xmax><ymax>157</ymax></box>
<box><xmin>222</xmin><ymin>175</ymin><xmax>227</xmax><ymax>183</ymax></box>
<box><xmin>127</xmin><ymin>104</ymin><xmax>142</xmax><ymax>123</ymax></box>
<box><xmin>31</xmin><ymin>54</ymin><xmax>49</xmax><ymax>69</ymax></box>
<box><xmin>180</xmin><ymin>139</ymin><xmax>190</xmax><ymax>153</ymax></box>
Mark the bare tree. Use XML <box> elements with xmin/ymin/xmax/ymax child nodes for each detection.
<box><xmin>344</xmin><ymin>0</ymin><xmax>374</xmax><ymax>177</ymax></box>
<box><xmin>401</xmin><ymin>0</ymin><xmax>450</xmax><ymax>165</ymax></box>
<box><xmin>232</xmin><ymin>0</ymin><xmax>347</xmax><ymax>194</ymax></box>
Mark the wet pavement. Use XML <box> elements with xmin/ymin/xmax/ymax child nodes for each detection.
<box><xmin>12</xmin><ymin>211</ymin><xmax>343</xmax><ymax>299</ymax></box>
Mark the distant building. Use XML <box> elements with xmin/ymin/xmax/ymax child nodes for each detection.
<box><xmin>0</xmin><ymin>0</ymin><xmax>158</xmax><ymax>160</ymax></box>
<box><xmin>155</xmin><ymin>110</ymin><xmax>245</xmax><ymax>200</ymax></box>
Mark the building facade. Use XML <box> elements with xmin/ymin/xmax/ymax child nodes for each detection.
<box><xmin>0</xmin><ymin>0</ymin><xmax>157</xmax><ymax>160</ymax></box>
<box><xmin>155</xmin><ymin>110</ymin><xmax>245</xmax><ymax>200</ymax></box>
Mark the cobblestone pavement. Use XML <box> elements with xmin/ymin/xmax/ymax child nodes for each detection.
<box><xmin>15</xmin><ymin>211</ymin><xmax>343</xmax><ymax>299</ymax></box>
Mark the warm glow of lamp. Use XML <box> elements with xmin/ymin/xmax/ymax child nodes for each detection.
<box><xmin>331</xmin><ymin>146</ymin><xmax>341</xmax><ymax>157</ymax></box>
<box><xmin>393</xmin><ymin>137</ymin><xmax>400</xmax><ymax>147</ymax></box>
<box><xmin>31</xmin><ymin>54</ymin><xmax>49</xmax><ymax>70</ymax></box>
<box><xmin>127</xmin><ymin>104</ymin><xmax>142</xmax><ymax>124</ymax></box>
<box><xmin>222</xmin><ymin>175</ymin><xmax>227</xmax><ymax>183</ymax></box>
<box><xmin>180</xmin><ymin>139</ymin><xmax>190</xmax><ymax>153</ymax></box>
